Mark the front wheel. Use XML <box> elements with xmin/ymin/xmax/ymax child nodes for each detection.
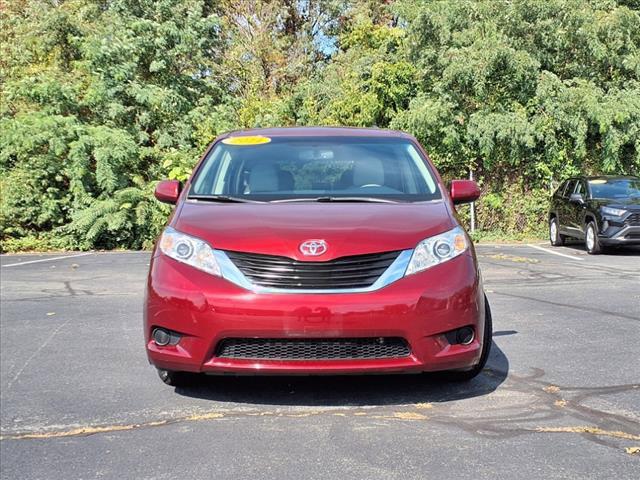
<box><xmin>549</xmin><ymin>217</ymin><xmax>565</xmax><ymax>246</ymax></box>
<box><xmin>585</xmin><ymin>221</ymin><xmax>602</xmax><ymax>255</ymax></box>
<box><xmin>446</xmin><ymin>296</ymin><xmax>493</xmax><ymax>382</ymax></box>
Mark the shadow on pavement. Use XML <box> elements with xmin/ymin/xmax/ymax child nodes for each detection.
<box><xmin>560</xmin><ymin>240</ymin><xmax>640</xmax><ymax>256</ymax></box>
<box><xmin>174</xmin><ymin>341</ymin><xmax>509</xmax><ymax>407</ymax></box>
<box><xmin>493</xmin><ymin>330</ymin><xmax>517</xmax><ymax>337</ymax></box>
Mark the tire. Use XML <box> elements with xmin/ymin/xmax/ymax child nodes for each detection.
<box><xmin>445</xmin><ymin>296</ymin><xmax>493</xmax><ymax>382</ymax></box>
<box><xmin>585</xmin><ymin>221</ymin><xmax>602</xmax><ymax>255</ymax></box>
<box><xmin>549</xmin><ymin>217</ymin><xmax>565</xmax><ymax>246</ymax></box>
<box><xmin>157</xmin><ymin>368</ymin><xmax>196</xmax><ymax>387</ymax></box>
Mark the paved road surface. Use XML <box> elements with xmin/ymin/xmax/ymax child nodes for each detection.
<box><xmin>1</xmin><ymin>243</ymin><xmax>639</xmax><ymax>479</ymax></box>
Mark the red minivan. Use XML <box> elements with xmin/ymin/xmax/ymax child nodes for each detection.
<box><xmin>144</xmin><ymin>127</ymin><xmax>491</xmax><ymax>386</ymax></box>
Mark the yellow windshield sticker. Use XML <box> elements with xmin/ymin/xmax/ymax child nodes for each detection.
<box><xmin>222</xmin><ymin>136</ymin><xmax>271</xmax><ymax>146</ymax></box>
<box><xmin>589</xmin><ymin>179</ymin><xmax>607</xmax><ymax>184</ymax></box>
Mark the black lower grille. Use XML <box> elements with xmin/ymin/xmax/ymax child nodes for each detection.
<box><xmin>625</xmin><ymin>213</ymin><xmax>640</xmax><ymax>226</ymax></box>
<box><xmin>225</xmin><ymin>250</ymin><xmax>401</xmax><ymax>289</ymax></box>
<box><xmin>216</xmin><ymin>338</ymin><xmax>411</xmax><ymax>360</ymax></box>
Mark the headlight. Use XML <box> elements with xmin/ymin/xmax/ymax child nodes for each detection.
<box><xmin>159</xmin><ymin>227</ymin><xmax>221</xmax><ymax>276</ymax></box>
<box><xmin>405</xmin><ymin>226</ymin><xmax>469</xmax><ymax>276</ymax></box>
<box><xmin>601</xmin><ymin>206</ymin><xmax>627</xmax><ymax>217</ymax></box>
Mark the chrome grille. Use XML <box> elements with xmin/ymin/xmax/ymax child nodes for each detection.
<box><xmin>224</xmin><ymin>250</ymin><xmax>401</xmax><ymax>290</ymax></box>
<box><xmin>216</xmin><ymin>338</ymin><xmax>411</xmax><ymax>360</ymax></box>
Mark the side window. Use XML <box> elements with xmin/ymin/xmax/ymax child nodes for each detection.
<box><xmin>555</xmin><ymin>181</ymin><xmax>567</xmax><ymax>197</ymax></box>
<box><xmin>574</xmin><ymin>181</ymin><xmax>583</xmax><ymax>195</ymax></box>
<box><xmin>564</xmin><ymin>180</ymin><xmax>576</xmax><ymax>197</ymax></box>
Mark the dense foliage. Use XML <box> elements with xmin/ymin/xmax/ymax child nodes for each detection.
<box><xmin>1</xmin><ymin>0</ymin><xmax>639</xmax><ymax>251</ymax></box>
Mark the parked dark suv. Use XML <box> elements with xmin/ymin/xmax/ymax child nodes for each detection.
<box><xmin>548</xmin><ymin>176</ymin><xmax>640</xmax><ymax>254</ymax></box>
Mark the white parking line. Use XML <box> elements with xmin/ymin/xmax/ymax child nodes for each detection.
<box><xmin>526</xmin><ymin>244</ymin><xmax>583</xmax><ymax>261</ymax></box>
<box><xmin>1</xmin><ymin>252</ymin><xmax>94</xmax><ymax>268</ymax></box>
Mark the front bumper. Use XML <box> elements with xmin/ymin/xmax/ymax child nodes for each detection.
<box><xmin>599</xmin><ymin>225</ymin><xmax>640</xmax><ymax>246</ymax></box>
<box><xmin>144</xmin><ymin>252</ymin><xmax>485</xmax><ymax>375</ymax></box>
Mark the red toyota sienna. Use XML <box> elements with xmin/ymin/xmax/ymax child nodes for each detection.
<box><xmin>145</xmin><ymin>127</ymin><xmax>491</xmax><ymax>386</ymax></box>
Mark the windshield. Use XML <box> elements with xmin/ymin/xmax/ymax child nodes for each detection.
<box><xmin>189</xmin><ymin>136</ymin><xmax>441</xmax><ymax>202</ymax></box>
<box><xmin>588</xmin><ymin>178</ymin><xmax>640</xmax><ymax>199</ymax></box>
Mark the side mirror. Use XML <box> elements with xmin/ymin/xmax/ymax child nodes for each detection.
<box><xmin>450</xmin><ymin>180</ymin><xmax>481</xmax><ymax>205</ymax></box>
<box><xmin>569</xmin><ymin>193</ymin><xmax>584</xmax><ymax>204</ymax></box>
<box><xmin>154</xmin><ymin>180</ymin><xmax>181</xmax><ymax>204</ymax></box>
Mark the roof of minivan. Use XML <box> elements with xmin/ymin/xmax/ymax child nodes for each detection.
<box><xmin>219</xmin><ymin>126</ymin><xmax>414</xmax><ymax>139</ymax></box>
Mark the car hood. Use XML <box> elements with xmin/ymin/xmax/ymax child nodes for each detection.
<box><xmin>173</xmin><ymin>201</ymin><xmax>456</xmax><ymax>260</ymax></box>
<box><xmin>590</xmin><ymin>198</ymin><xmax>640</xmax><ymax>209</ymax></box>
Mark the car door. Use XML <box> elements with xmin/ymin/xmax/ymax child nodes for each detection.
<box><xmin>567</xmin><ymin>180</ymin><xmax>587</xmax><ymax>237</ymax></box>
<box><xmin>557</xmin><ymin>179</ymin><xmax>576</xmax><ymax>235</ymax></box>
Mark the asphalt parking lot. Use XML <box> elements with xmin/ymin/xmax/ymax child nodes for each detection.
<box><xmin>1</xmin><ymin>243</ymin><xmax>639</xmax><ymax>479</ymax></box>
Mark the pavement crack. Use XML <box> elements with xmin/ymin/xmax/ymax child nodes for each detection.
<box><xmin>0</xmin><ymin>407</ymin><xmax>435</xmax><ymax>441</ymax></box>
<box><xmin>4</xmin><ymin>316</ymin><xmax>72</xmax><ymax>392</ymax></box>
<box><xmin>1</xmin><ymin>421</ymin><xmax>170</xmax><ymax>440</ymax></box>
<box><xmin>534</xmin><ymin>426</ymin><xmax>640</xmax><ymax>441</ymax></box>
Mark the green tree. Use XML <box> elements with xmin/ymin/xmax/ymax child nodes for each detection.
<box><xmin>1</xmin><ymin>0</ymin><xmax>227</xmax><ymax>249</ymax></box>
<box><xmin>296</xmin><ymin>3</ymin><xmax>416</xmax><ymax>127</ymax></box>
<box><xmin>392</xmin><ymin>0</ymin><xmax>640</xmax><ymax>235</ymax></box>
<box><xmin>2</xmin><ymin>0</ymin><xmax>640</xmax><ymax>250</ymax></box>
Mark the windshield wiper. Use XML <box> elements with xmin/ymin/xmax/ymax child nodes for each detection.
<box><xmin>272</xmin><ymin>196</ymin><xmax>400</xmax><ymax>204</ymax></box>
<box><xmin>187</xmin><ymin>195</ymin><xmax>265</xmax><ymax>204</ymax></box>
<box><xmin>316</xmin><ymin>196</ymin><xmax>400</xmax><ymax>204</ymax></box>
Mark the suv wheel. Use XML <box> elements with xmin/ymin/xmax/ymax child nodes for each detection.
<box><xmin>585</xmin><ymin>221</ymin><xmax>602</xmax><ymax>255</ymax></box>
<box><xmin>549</xmin><ymin>217</ymin><xmax>565</xmax><ymax>246</ymax></box>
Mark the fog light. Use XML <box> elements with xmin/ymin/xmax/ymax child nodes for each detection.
<box><xmin>152</xmin><ymin>328</ymin><xmax>171</xmax><ymax>346</ymax></box>
<box><xmin>443</xmin><ymin>326</ymin><xmax>476</xmax><ymax>345</ymax></box>
<box><xmin>456</xmin><ymin>327</ymin><xmax>475</xmax><ymax>345</ymax></box>
<box><xmin>152</xmin><ymin>327</ymin><xmax>183</xmax><ymax>347</ymax></box>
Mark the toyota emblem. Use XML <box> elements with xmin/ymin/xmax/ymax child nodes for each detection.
<box><xmin>299</xmin><ymin>239</ymin><xmax>328</xmax><ymax>256</ymax></box>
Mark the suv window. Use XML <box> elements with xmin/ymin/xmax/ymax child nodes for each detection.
<box><xmin>563</xmin><ymin>180</ymin><xmax>577</xmax><ymax>197</ymax></box>
<box><xmin>555</xmin><ymin>181</ymin><xmax>568</xmax><ymax>197</ymax></box>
